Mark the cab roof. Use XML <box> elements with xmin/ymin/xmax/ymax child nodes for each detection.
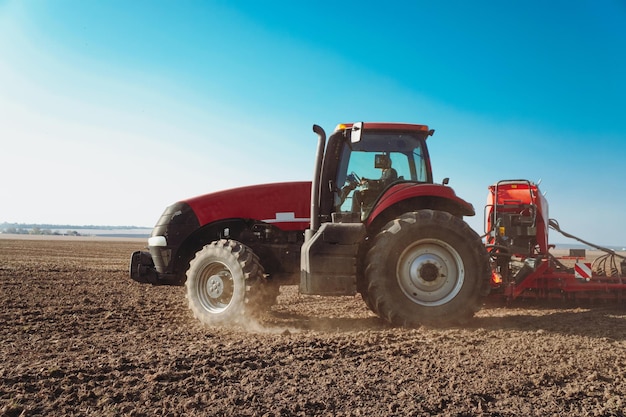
<box><xmin>335</xmin><ymin>122</ymin><xmax>432</xmax><ymax>133</ymax></box>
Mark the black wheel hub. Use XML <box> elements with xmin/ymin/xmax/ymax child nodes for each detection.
<box><xmin>419</xmin><ymin>262</ymin><xmax>440</xmax><ymax>282</ymax></box>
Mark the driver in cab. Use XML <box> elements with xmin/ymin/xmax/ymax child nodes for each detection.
<box><xmin>341</xmin><ymin>154</ymin><xmax>398</xmax><ymax>213</ymax></box>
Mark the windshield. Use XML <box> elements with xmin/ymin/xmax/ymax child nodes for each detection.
<box><xmin>335</xmin><ymin>131</ymin><xmax>430</xmax><ymax>215</ymax></box>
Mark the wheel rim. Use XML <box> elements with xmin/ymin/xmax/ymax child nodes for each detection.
<box><xmin>396</xmin><ymin>238</ymin><xmax>465</xmax><ymax>306</ymax></box>
<box><xmin>196</xmin><ymin>262</ymin><xmax>234</xmax><ymax>313</ymax></box>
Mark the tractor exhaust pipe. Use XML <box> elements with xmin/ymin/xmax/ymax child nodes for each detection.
<box><xmin>307</xmin><ymin>124</ymin><xmax>326</xmax><ymax>240</ymax></box>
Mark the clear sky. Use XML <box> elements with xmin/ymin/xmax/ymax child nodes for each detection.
<box><xmin>1</xmin><ymin>1</ymin><xmax>625</xmax><ymax>246</ymax></box>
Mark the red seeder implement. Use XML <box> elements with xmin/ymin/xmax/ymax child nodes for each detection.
<box><xmin>485</xmin><ymin>179</ymin><xmax>626</xmax><ymax>302</ymax></box>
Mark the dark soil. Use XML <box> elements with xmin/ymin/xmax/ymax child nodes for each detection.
<box><xmin>1</xmin><ymin>238</ymin><xmax>625</xmax><ymax>416</ymax></box>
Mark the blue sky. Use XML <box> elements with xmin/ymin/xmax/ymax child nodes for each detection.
<box><xmin>1</xmin><ymin>1</ymin><xmax>625</xmax><ymax>246</ymax></box>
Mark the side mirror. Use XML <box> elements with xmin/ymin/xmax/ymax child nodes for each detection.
<box><xmin>442</xmin><ymin>177</ymin><xmax>449</xmax><ymax>185</ymax></box>
<box><xmin>351</xmin><ymin>122</ymin><xmax>363</xmax><ymax>143</ymax></box>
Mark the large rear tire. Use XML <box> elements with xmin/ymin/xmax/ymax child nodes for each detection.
<box><xmin>364</xmin><ymin>210</ymin><xmax>490</xmax><ymax>327</ymax></box>
<box><xmin>186</xmin><ymin>239</ymin><xmax>270</xmax><ymax>326</ymax></box>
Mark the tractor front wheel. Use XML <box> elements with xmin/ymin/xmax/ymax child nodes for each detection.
<box><xmin>186</xmin><ymin>239</ymin><xmax>268</xmax><ymax>326</ymax></box>
<box><xmin>364</xmin><ymin>210</ymin><xmax>490</xmax><ymax>327</ymax></box>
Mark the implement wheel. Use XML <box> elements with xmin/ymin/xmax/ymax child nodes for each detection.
<box><xmin>186</xmin><ymin>239</ymin><xmax>269</xmax><ymax>325</ymax></box>
<box><xmin>364</xmin><ymin>210</ymin><xmax>490</xmax><ymax>327</ymax></box>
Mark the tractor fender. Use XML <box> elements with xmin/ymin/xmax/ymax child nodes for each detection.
<box><xmin>366</xmin><ymin>183</ymin><xmax>475</xmax><ymax>227</ymax></box>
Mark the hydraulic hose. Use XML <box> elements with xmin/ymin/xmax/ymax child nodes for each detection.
<box><xmin>548</xmin><ymin>218</ymin><xmax>625</xmax><ymax>260</ymax></box>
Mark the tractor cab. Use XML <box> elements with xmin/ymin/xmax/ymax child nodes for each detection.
<box><xmin>302</xmin><ymin>122</ymin><xmax>445</xmax><ymax>296</ymax></box>
<box><xmin>318</xmin><ymin>122</ymin><xmax>435</xmax><ymax>223</ymax></box>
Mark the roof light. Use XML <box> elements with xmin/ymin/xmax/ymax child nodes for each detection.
<box><xmin>335</xmin><ymin>123</ymin><xmax>353</xmax><ymax>131</ymax></box>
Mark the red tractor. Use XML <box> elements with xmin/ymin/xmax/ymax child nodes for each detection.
<box><xmin>130</xmin><ymin>122</ymin><xmax>490</xmax><ymax>327</ymax></box>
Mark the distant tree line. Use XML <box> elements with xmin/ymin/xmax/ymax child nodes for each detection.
<box><xmin>1</xmin><ymin>222</ymin><xmax>143</xmax><ymax>231</ymax></box>
<box><xmin>1</xmin><ymin>222</ymin><xmax>151</xmax><ymax>238</ymax></box>
<box><xmin>1</xmin><ymin>226</ymin><xmax>82</xmax><ymax>236</ymax></box>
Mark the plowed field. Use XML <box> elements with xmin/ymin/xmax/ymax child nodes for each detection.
<box><xmin>1</xmin><ymin>237</ymin><xmax>625</xmax><ymax>416</ymax></box>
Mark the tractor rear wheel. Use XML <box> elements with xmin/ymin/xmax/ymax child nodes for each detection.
<box><xmin>186</xmin><ymin>239</ymin><xmax>270</xmax><ymax>326</ymax></box>
<box><xmin>364</xmin><ymin>210</ymin><xmax>490</xmax><ymax>327</ymax></box>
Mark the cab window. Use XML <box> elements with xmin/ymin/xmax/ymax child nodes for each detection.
<box><xmin>335</xmin><ymin>133</ymin><xmax>430</xmax><ymax>215</ymax></box>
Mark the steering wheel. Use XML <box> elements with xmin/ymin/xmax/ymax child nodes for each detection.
<box><xmin>347</xmin><ymin>171</ymin><xmax>361</xmax><ymax>184</ymax></box>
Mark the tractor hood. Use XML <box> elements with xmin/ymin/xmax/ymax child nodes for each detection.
<box><xmin>183</xmin><ymin>181</ymin><xmax>312</xmax><ymax>231</ymax></box>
